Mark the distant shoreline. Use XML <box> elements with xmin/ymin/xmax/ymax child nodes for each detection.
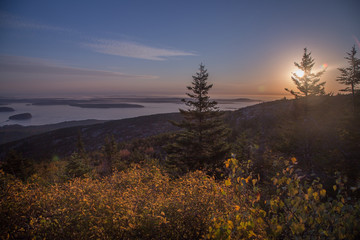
<box><xmin>0</xmin><ymin>97</ymin><xmax>261</xmax><ymax>106</ymax></box>
<box><xmin>0</xmin><ymin>97</ymin><xmax>264</xmax><ymax>127</ymax></box>
<box><xmin>69</xmin><ymin>103</ymin><xmax>144</xmax><ymax>108</ymax></box>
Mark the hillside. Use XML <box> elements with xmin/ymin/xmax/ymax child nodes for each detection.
<box><xmin>227</xmin><ymin>95</ymin><xmax>360</xmax><ymax>184</ymax></box>
<box><xmin>0</xmin><ymin>113</ymin><xmax>181</xmax><ymax>161</ymax></box>
<box><xmin>0</xmin><ymin>119</ymin><xmax>108</xmax><ymax>145</ymax></box>
<box><xmin>1</xmin><ymin>95</ymin><xmax>359</xmax><ymax>170</ymax></box>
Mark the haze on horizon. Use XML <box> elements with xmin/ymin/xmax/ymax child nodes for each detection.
<box><xmin>0</xmin><ymin>0</ymin><xmax>359</xmax><ymax>99</ymax></box>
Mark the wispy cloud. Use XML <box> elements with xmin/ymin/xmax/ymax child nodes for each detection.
<box><xmin>83</xmin><ymin>39</ymin><xmax>196</xmax><ymax>60</ymax></box>
<box><xmin>0</xmin><ymin>12</ymin><xmax>196</xmax><ymax>61</ymax></box>
<box><xmin>0</xmin><ymin>11</ymin><xmax>73</xmax><ymax>33</ymax></box>
<box><xmin>0</xmin><ymin>55</ymin><xmax>158</xmax><ymax>79</ymax></box>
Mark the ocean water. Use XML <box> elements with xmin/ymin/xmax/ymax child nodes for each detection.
<box><xmin>0</xmin><ymin>101</ymin><xmax>262</xmax><ymax>126</ymax></box>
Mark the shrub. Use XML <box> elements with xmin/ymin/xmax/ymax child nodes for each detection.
<box><xmin>0</xmin><ymin>163</ymin><xmax>231</xmax><ymax>239</ymax></box>
<box><xmin>208</xmin><ymin>157</ymin><xmax>360</xmax><ymax>239</ymax></box>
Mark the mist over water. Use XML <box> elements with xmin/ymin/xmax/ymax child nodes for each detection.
<box><xmin>0</xmin><ymin>100</ymin><xmax>264</xmax><ymax>126</ymax></box>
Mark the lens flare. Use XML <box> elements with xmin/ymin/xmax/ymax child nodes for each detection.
<box><xmin>321</xmin><ymin>63</ymin><xmax>328</xmax><ymax>70</ymax></box>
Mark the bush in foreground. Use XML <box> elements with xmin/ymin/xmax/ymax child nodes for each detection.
<box><xmin>1</xmin><ymin>157</ymin><xmax>359</xmax><ymax>239</ymax></box>
<box><xmin>208</xmin><ymin>158</ymin><xmax>360</xmax><ymax>239</ymax></box>
<box><xmin>0</xmin><ymin>164</ymin><xmax>231</xmax><ymax>239</ymax></box>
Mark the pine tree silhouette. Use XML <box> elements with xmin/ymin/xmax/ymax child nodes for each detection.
<box><xmin>285</xmin><ymin>48</ymin><xmax>326</xmax><ymax>98</ymax></box>
<box><xmin>337</xmin><ymin>45</ymin><xmax>360</xmax><ymax>113</ymax></box>
<box><xmin>166</xmin><ymin>64</ymin><xmax>230</xmax><ymax>175</ymax></box>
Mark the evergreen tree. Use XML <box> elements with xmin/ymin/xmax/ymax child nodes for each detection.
<box><xmin>337</xmin><ymin>45</ymin><xmax>360</xmax><ymax>112</ymax></box>
<box><xmin>65</xmin><ymin>152</ymin><xmax>91</xmax><ymax>178</ymax></box>
<box><xmin>284</xmin><ymin>49</ymin><xmax>327</xmax><ymax>171</ymax></box>
<box><xmin>285</xmin><ymin>48</ymin><xmax>326</xmax><ymax>98</ymax></box>
<box><xmin>66</xmin><ymin>132</ymin><xmax>91</xmax><ymax>179</ymax></box>
<box><xmin>76</xmin><ymin>130</ymin><xmax>86</xmax><ymax>158</ymax></box>
<box><xmin>101</xmin><ymin>135</ymin><xmax>118</xmax><ymax>175</ymax></box>
<box><xmin>166</xmin><ymin>64</ymin><xmax>230</xmax><ymax>174</ymax></box>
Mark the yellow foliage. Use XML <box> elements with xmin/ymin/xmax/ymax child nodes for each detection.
<box><xmin>224</xmin><ymin>178</ymin><xmax>231</xmax><ymax>186</ymax></box>
<box><xmin>207</xmin><ymin>157</ymin><xmax>360</xmax><ymax>240</ymax></box>
<box><xmin>0</xmin><ymin>164</ymin><xmax>232</xmax><ymax>239</ymax></box>
<box><xmin>313</xmin><ymin>192</ymin><xmax>319</xmax><ymax>201</ymax></box>
<box><xmin>320</xmin><ymin>189</ymin><xmax>326</xmax><ymax>197</ymax></box>
<box><xmin>1</xmin><ymin>156</ymin><xmax>360</xmax><ymax>240</ymax></box>
<box><xmin>275</xmin><ymin>224</ymin><xmax>282</xmax><ymax>234</ymax></box>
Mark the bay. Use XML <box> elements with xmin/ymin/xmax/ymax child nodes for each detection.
<box><xmin>0</xmin><ymin>101</ymin><xmax>262</xmax><ymax>126</ymax></box>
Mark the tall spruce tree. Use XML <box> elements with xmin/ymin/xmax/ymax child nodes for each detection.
<box><xmin>285</xmin><ymin>48</ymin><xmax>326</xmax><ymax>98</ymax></box>
<box><xmin>284</xmin><ymin>49</ymin><xmax>327</xmax><ymax>171</ymax></box>
<box><xmin>166</xmin><ymin>64</ymin><xmax>230</xmax><ymax>174</ymax></box>
<box><xmin>337</xmin><ymin>45</ymin><xmax>360</xmax><ymax>112</ymax></box>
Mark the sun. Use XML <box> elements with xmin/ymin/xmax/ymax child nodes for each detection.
<box><xmin>295</xmin><ymin>69</ymin><xmax>304</xmax><ymax>78</ymax></box>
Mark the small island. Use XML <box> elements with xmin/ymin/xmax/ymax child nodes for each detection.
<box><xmin>9</xmin><ymin>113</ymin><xmax>32</xmax><ymax>120</ymax></box>
<box><xmin>69</xmin><ymin>103</ymin><xmax>144</xmax><ymax>108</ymax></box>
<box><xmin>0</xmin><ymin>107</ymin><xmax>15</xmax><ymax>112</ymax></box>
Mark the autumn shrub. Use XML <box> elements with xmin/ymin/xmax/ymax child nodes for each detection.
<box><xmin>208</xmin><ymin>157</ymin><xmax>360</xmax><ymax>240</ymax></box>
<box><xmin>0</xmin><ymin>163</ymin><xmax>232</xmax><ymax>239</ymax></box>
<box><xmin>152</xmin><ymin>170</ymin><xmax>232</xmax><ymax>239</ymax></box>
<box><xmin>3</xmin><ymin>156</ymin><xmax>358</xmax><ymax>239</ymax></box>
<box><xmin>208</xmin><ymin>158</ymin><xmax>266</xmax><ymax>239</ymax></box>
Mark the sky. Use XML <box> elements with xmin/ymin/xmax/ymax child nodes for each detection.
<box><xmin>0</xmin><ymin>0</ymin><xmax>359</xmax><ymax>99</ymax></box>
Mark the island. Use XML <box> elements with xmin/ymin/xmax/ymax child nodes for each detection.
<box><xmin>69</xmin><ymin>103</ymin><xmax>144</xmax><ymax>108</ymax></box>
<box><xmin>0</xmin><ymin>107</ymin><xmax>15</xmax><ymax>112</ymax></box>
<box><xmin>9</xmin><ymin>113</ymin><xmax>32</xmax><ymax>120</ymax></box>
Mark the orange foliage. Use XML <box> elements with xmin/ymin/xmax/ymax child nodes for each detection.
<box><xmin>0</xmin><ymin>165</ymin><xmax>232</xmax><ymax>239</ymax></box>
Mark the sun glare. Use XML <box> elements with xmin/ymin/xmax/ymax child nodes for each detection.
<box><xmin>295</xmin><ymin>69</ymin><xmax>304</xmax><ymax>78</ymax></box>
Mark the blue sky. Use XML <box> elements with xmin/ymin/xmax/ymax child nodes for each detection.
<box><xmin>0</xmin><ymin>0</ymin><xmax>359</xmax><ymax>98</ymax></box>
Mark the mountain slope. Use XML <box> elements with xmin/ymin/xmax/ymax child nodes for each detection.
<box><xmin>0</xmin><ymin>120</ymin><xmax>109</xmax><ymax>145</ymax></box>
<box><xmin>0</xmin><ymin>113</ymin><xmax>181</xmax><ymax>161</ymax></box>
<box><xmin>1</xmin><ymin>94</ymin><xmax>358</xmax><ymax>176</ymax></box>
